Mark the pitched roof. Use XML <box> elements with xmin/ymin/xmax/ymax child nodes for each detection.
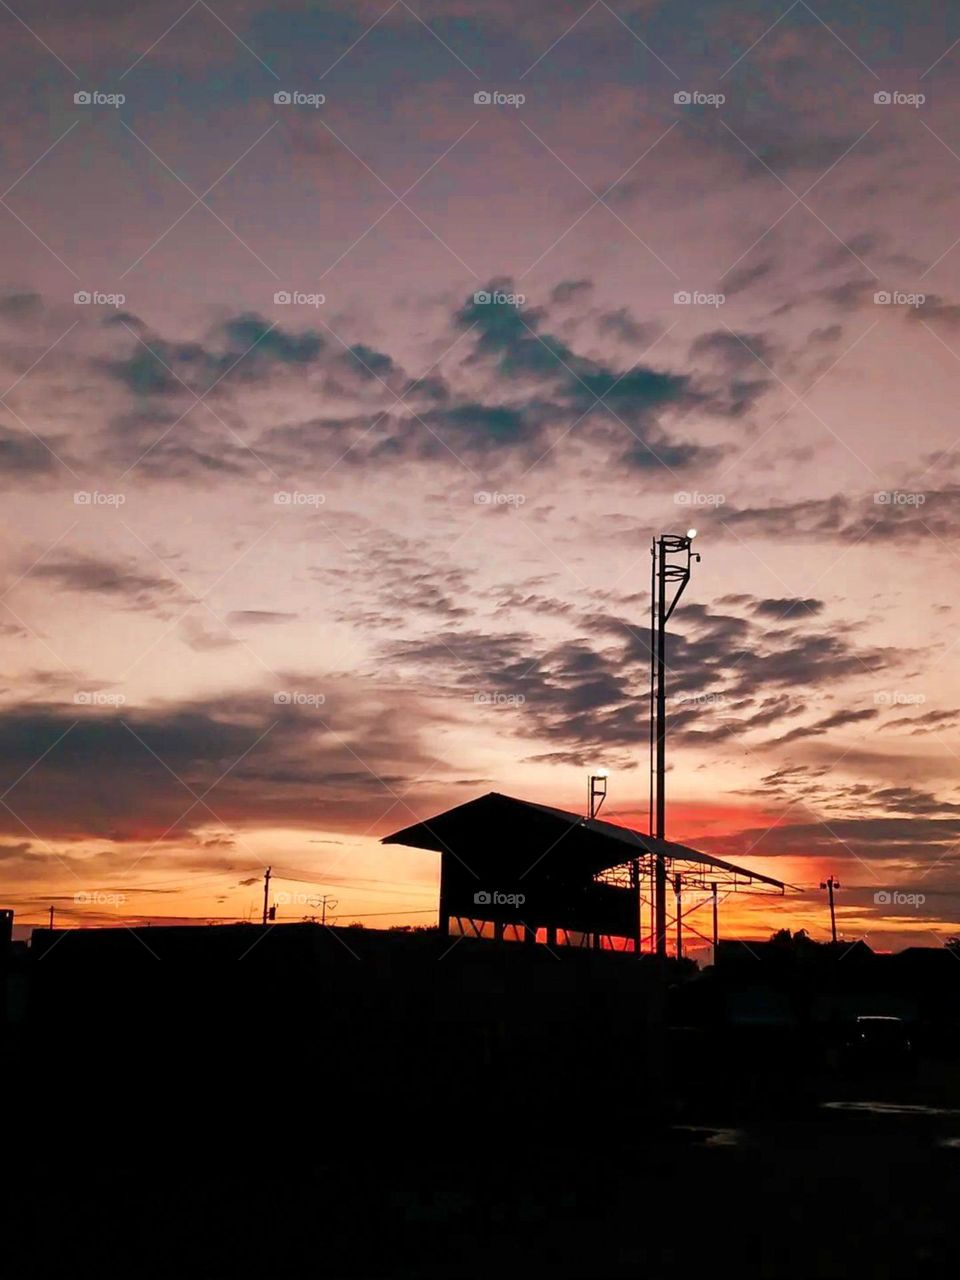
<box><xmin>382</xmin><ymin>791</ymin><xmax>785</xmax><ymax>890</ymax></box>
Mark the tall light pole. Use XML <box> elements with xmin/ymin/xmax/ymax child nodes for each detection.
<box><xmin>650</xmin><ymin>530</ymin><xmax>700</xmax><ymax>958</ymax></box>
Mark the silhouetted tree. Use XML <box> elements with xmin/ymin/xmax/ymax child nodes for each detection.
<box><xmin>769</xmin><ymin>927</ymin><xmax>817</xmax><ymax>952</ymax></box>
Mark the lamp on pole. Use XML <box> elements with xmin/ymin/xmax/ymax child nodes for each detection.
<box><xmin>650</xmin><ymin>529</ymin><xmax>700</xmax><ymax>959</ymax></box>
<box><xmin>587</xmin><ymin>770</ymin><xmax>608</xmax><ymax>819</ymax></box>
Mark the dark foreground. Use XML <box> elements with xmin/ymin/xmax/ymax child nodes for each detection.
<box><xmin>4</xmin><ymin>924</ymin><xmax>959</xmax><ymax>1277</ymax></box>
<box><xmin>7</xmin><ymin>1066</ymin><xmax>960</xmax><ymax>1278</ymax></box>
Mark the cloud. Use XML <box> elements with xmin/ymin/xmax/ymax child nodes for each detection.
<box><xmin>752</xmin><ymin>598</ymin><xmax>824</xmax><ymax>619</ymax></box>
<box><xmin>30</xmin><ymin>552</ymin><xmax>184</xmax><ymax>609</ymax></box>
<box><xmin>774</xmin><ymin>706</ymin><xmax>879</xmax><ymax>745</ymax></box>
<box><xmin>0</xmin><ymin>423</ymin><xmax>61</xmax><ymax>480</ymax></box>
<box><xmin>97</xmin><ymin>287</ymin><xmax>760</xmax><ymax>479</ymax></box>
<box><xmin>378</xmin><ymin>593</ymin><xmax>896</xmax><ymax>760</ymax></box>
<box><xmin>550</xmin><ymin>279</ymin><xmax>593</xmax><ymax>306</ymax></box>
<box><xmin>722</xmin><ymin>261</ymin><xmax>774</xmax><ymax>296</ymax></box>
<box><xmin>103</xmin><ymin>313</ymin><xmax>329</xmax><ymax>398</ymax></box>
<box><xmin>702</xmin><ymin>815</ymin><xmax>960</xmax><ymax>864</ymax></box>
<box><xmin>910</xmin><ymin>296</ymin><xmax>960</xmax><ymax>328</ymax></box>
<box><xmin>714</xmin><ymin>488</ymin><xmax>960</xmax><ymax>544</ymax></box>
<box><xmin>596</xmin><ymin>308</ymin><xmax>659</xmax><ymax>346</ymax></box>
<box><xmin>226</xmin><ymin>611</ymin><xmax>298</xmax><ymax>626</ymax></box>
<box><xmin>690</xmin><ymin>329</ymin><xmax>777</xmax><ymax>372</ymax></box>
<box><xmin>0</xmin><ymin>683</ymin><xmax>456</xmax><ymax>843</ymax></box>
<box><xmin>0</xmin><ymin>291</ymin><xmax>42</xmax><ymax>321</ymax></box>
<box><xmin>179</xmin><ymin>616</ymin><xmax>238</xmax><ymax>652</ymax></box>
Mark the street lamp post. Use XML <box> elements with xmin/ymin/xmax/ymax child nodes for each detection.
<box><xmin>650</xmin><ymin>530</ymin><xmax>700</xmax><ymax>959</ymax></box>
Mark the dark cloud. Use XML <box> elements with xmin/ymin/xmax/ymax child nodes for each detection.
<box><xmin>689</xmin><ymin>329</ymin><xmax>777</xmax><ymax>372</ymax></box>
<box><xmin>774</xmin><ymin>707</ymin><xmax>879</xmax><ymax>745</ymax></box>
<box><xmin>30</xmin><ymin>552</ymin><xmax>184</xmax><ymax>609</ymax></box>
<box><xmin>0</xmin><ymin>684</ymin><xmax>452</xmax><ymax>843</ymax></box>
<box><xmin>0</xmin><ymin>291</ymin><xmax>42</xmax><ymax>321</ymax></box>
<box><xmin>819</xmin><ymin>278</ymin><xmax>878</xmax><ymax>312</ymax></box>
<box><xmin>714</xmin><ymin>488</ymin><xmax>960</xmax><ymax>544</ymax></box>
<box><xmin>27</xmin><ymin>280</ymin><xmax>776</xmax><ymax>482</ymax></box>
<box><xmin>454</xmin><ymin>281</ymin><xmax>759</xmax><ymax>464</ymax></box>
<box><xmin>910</xmin><ymin>295</ymin><xmax>960</xmax><ymax>327</ymax></box>
<box><xmin>550</xmin><ymin>279</ymin><xmax>593</xmax><ymax>306</ymax></box>
<box><xmin>596</xmin><ymin>308</ymin><xmax>659</xmax><ymax>346</ymax></box>
<box><xmin>881</xmin><ymin>708</ymin><xmax>960</xmax><ymax>736</ymax></box>
<box><xmin>752</xmin><ymin>598</ymin><xmax>824</xmax><ymax>619</ymax></box>
<box><xmin>702</xmin><ymin>815</ymin><xmax>960</xmax><ymax>865</ymax></box>
<box><xmin>816</xmin><ymin>234</ymin><xmax>879</xmax><ymax>270</ymax></box>
<box><xmin>0</xmin><ymin>423</ymin><xmax>61</xmax><ymax>480</ymax></box>
<box><xmin>721</xmin><ymin>261</ymin><xmax>774</xmax><ymax>297</ymax></box>
<box><xmin>378</xmin><ymin>593</ymin><xmax>895</xmax><ymax>760</ymax></box>
<box><xmin>103</xmin><ymin>313</ymin><xmax>329</xmax><ymax>397</ymax></box>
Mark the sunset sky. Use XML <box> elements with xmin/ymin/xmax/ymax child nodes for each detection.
<box><xmin>2</xmin><ymin>0</ymin><xmax>960</xmax><ymax>951</ymax></box>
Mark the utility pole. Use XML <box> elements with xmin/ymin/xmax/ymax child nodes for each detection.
<box><xmin>674</xmin><ymin>873</ymin><xmax>683</xmax><ymax>960</ymax></box>
<box><xmin>320</xmin><ymin>894</ymin><xmax>338</xmax><ymax>926</ymax></box>
<box><xmin>48</xmin><ymin>904</ymin><xmax>54</xmax><ymax>930</ymax></box>
<box><xmin>651</xmin><ymin>531</ymin><xmax>700</xmax><ymax>957</ymax></box>
<box><xmin>820</xmin><ymin>876</ymin><xmax>840</xmax><ymax>943</ymax></box>
<box><xmin>711</xmin><ymin>881</ymin><xmax>719</xmax><ymax>961</ymax></box>
<box><xmin>262</xmin><ymin>866</ymin><xmax>272</xmax><ymax>926</ymax></box>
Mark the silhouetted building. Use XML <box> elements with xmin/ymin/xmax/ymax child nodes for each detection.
<box><xmin>383</xmin><ymin>791</ymin><xmax>784</xmax><ymax>951</ymax></box>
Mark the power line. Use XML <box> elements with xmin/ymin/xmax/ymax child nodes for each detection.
<box><xmin>272</xmin><ymin>868</ymin><xmax>437</xmax><ymax>891</ymax></box>
<box><xmin>271</xmin><ymin>873</ymin><xmax>433</xmax><ymax>897</ymax></box>
<box><xmin>17</xmin><ymin>907</ymin><xmax>439</xmax><ymax>926</ymax></box>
